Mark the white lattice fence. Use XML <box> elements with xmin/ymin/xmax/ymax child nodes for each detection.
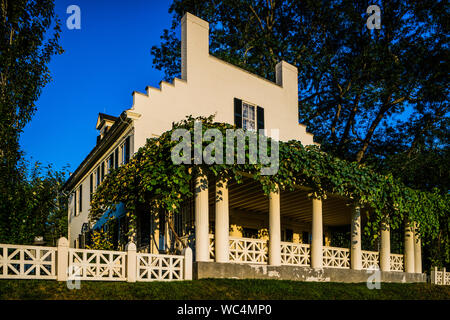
<box><xmin>68</xmin><ymin>248</ymin><xmax>126</xmax><ymax>281</ymax></box>
<box><xmin>431</xmin><ymin>267</ymin><xmax>450</xmax><ymax>285</ymax></box>
<box><xmin>390</xmin><ymin>254</ymin><xmax>404</xmax><ymax>272</ymax></box>
<box><xmin>362</xmin><ymin>250</ymin><xmax>379</xmax><ymax>269</ymax></box>
<box><xmin>0</xmin><ymin>244</ymin><xmax>56</xmax><ymax>279</ymax></box>
<box><xmin>229</xmin><ymin>237</ymin><xmax>267</xmax><ymax>264</ymax></box>
<box><xmin>323</xmin><ymin>246</ymin><xmax>350</xmax><ymax>269</ymax></box>
<box><xmin>137</xmin><ymin>253</ymin><xmax>184</xmax><ymax>281</ymax></box>
<box><xmin>280</xmin><ymin>242</ymin><xmax>310</xmax><ymax>266</ymax></box>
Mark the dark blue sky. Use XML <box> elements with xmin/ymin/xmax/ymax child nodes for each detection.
<box><xmin>20</xmin><ymin>0</ymin><xmax>173</xmax><ymax>173</ymax></box>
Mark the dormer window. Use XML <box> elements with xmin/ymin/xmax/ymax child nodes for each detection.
<box><xmin>96</xmin><ymin>113</ymin><xmax>118</xmax><ymax>142</ymax></box>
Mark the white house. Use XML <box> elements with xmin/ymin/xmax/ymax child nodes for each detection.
<box><xmin>64</xmin><ymin>13</ymin><xmax>425</xmax><ymax>282</ymax></box>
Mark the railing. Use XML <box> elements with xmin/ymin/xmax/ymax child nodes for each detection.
<box><xmin>280</xmin><ymin>242</ymin><xmax>310</xmax><ymax>266</ymax></box>
<box><xmin>68</xmin><ymin>248</ymin><xmax>127</xmax><ymax>281</ymax></box>
<box><xmin>137</xmin><ymin>253</ymin><xmax>184</xmax><ymax>281</ymax></box>
<box><xmin>0</xmin><ymin>244</ymin><xmax>57</xmax><ymax>279</ymax></box>
<box><xmin>323</xmin><ymin>246</ymin><xmax>350</xmax><ymax>269</ymax></box>
<box><xmin>431</xmin><ymin>267</ymin><xmax>450</xmax><ymax>285</ymax></box>
<box><xmin>229</xmin><ymin>237</ymin><xmax>268</xmax><ymax>264</ymax></box>
<box><xmin>390</xmin><ymin>253</ymin><xmax>404</xmax><ymax>272</ymax></box>
<box><xmin>362</xmin><ymin>250</ymin><xmax>379</xmax><ymax>269</ymax></box>
<box><xmin>209</xmin><ymin>234</ymin><xmax>215</xmax><ymax>261</ymax></box>
<box><xmin>0</xmin><ymin>239</ymin><xmax>192</xmax><ymax>282</ymax></box>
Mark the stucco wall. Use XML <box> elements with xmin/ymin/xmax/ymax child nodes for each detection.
<box><xmin>130</xmin><ymin>13</ymin><xmax>315</xmax><ymax>154</ymax></box>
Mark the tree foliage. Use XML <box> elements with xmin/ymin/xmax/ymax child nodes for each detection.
<box><xmin>151</xmin><ymin>0</ymin><xmax>448</xmax><ymax>167</ymax></box>
<box><xmin>0</xmin><ymin>0</ymin><xmax>64</xmax><ymax>245</ymax></box>
<box><xmin>90</xmin><ymin>116</ymin><xmax>449</xmax><ymax>268</ymax></box>
<box><xmin>0</xmin><ymin>160</ymin><xmax>69</xmax><ymax>245</ymax></box>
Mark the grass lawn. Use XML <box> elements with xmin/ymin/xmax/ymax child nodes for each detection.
<box><xmin>0</xmin><ymin>279</ymin><xmax>449</xmax><ymax>300</ymax></box>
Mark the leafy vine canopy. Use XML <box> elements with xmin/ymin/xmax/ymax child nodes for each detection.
<box><xmin>89</xmin><ymin>116</ymin><xmax>449</xmax><ymax>242</ymax></box>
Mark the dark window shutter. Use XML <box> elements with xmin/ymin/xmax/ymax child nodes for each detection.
<box><xmin>234</xmin><ymin>98</ymin><xmax>242</xmax><ymax>128</ymax></box>
<box><xmin>79</xmin><ymin>185</ymin><xmax>82</xmax><ymax>212</ymax></box>
<box><xmin>90</xmin><ymin>174</ymin><xmax>93</xmax><ymax>201</ymax></box>
<box><xmin>74</xmin><ymin>191</ymin><xmax>77</xmax><ymax>216</ymax></box>
<box><xmin>114</xmin><ymin>148</ymin><xmax>119</xmax><ymax>169</ymax></box>
<box><xmin>257</xmin><ymin>106</ymin><xmax>265</xmax><ymax>131</ymax></box>
<box><xmin>124</xmin><ymin>136</ymin><xmax>130</xmax><ymax>164</ymax></box>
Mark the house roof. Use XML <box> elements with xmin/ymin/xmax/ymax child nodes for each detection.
<box><xmin>63</xmin><ymin>111</ymin><xmax>131</xmax><ymax>191</ymax></box>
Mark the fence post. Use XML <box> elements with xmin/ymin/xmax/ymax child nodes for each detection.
<box><xmin>183</xmin><ymin>247</ymin><xmax>193</xmax><ymax>280</ymax></box>
<box><xmin>126</xmin><ymin>242</ymin><xmax>137</xmax><ymax>282</ymax></box>
<box><xmin>57</xmin><ymin>237</ymin><xmax>69</xmax><ymax>281</ymax></box>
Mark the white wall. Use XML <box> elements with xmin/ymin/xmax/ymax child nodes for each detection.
<box><xmin>130</xmin><ymin>13</ymin><xmax>315</xmax><ymax>153</ymax></box>
<box><xmin>68</xmin><ymin>128</ymin><xmax>134</xmax><ymax>247</ymax></box>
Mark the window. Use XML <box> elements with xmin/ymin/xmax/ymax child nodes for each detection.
<box><xmin>108</xmin><ymin>154</ymin><xmax>114</xmax><ymax>173</ymax></box>
<box><xmin>122</xmin><ymin>136</ymin><xmax>130</xmax><ymax>164</ymax></box>
<box><xmin>101</xmin><ymin>162</ymin><xmax>105</xmax><ymax>181</ymax></box>
<box><xmin>96</xmin><ymin>166</ymin><xmax>100</xmax><ymax>187</ymax></box>
<box><xmin>234</xmin><ymin>98</ymin><xmax>264</xmax><ymax>131</ymax></box>
<box><xmin>242</xmin><ymin>227</ymin><xmax>258</xmax><ymax>239</ymax></box>
<box><xmin>285</xmin><ymin>229</ymin><xmax>293</xmax><ymax>242</ymax></box>
<box><xmin>302</xmin><ymin>231</ymin><xmax>310</xmax><ymax>244</ymax></box>
<box><xmin>114</xmin><ymin>148</ymin><xmax>119</xmax><ymax>169</ymax></box>
<box><xmin>242</xmin><ymin>102</ymin><xmax>256</xmax><ymax>131</ymax></box>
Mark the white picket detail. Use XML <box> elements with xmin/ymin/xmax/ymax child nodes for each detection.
<box><xmin>229</xmin><ymin>237</ymin><xmax>268</xmax><ymax>264</ymax></box>
<box><xmin>209</xmin><ymin>234</ymin><xmax>215</xmax><ymax>261</ymax></box>
<box><xmin>431</xmin><ymin>267</ymin><xmax>450</xmax><ymax>285</ymax></box>
<box><xmin>280</xmin><ymin>242</ymin><xmax>310</xmax><ymax>266</ymax></box>
<box><xmin>136</xmin><ymin>253</ymin><xmax>184</xmax><ymax>281</ymax></box>
<box><xmin>361</xmin><ymin>250</ymin><xmax>379</xmax><ymax>269</ymax></box>
<box><xmin>68</xmin><ymin>248</ymin><xmax>126</xmax><ymax>281</ymax></box>
<box><xmin>0</xmin><ymin>244</ymin><xmax>56</xmax><ymax>279</ymax></box>
<box><xmin>390</xmin><ymin>253</ymin><xmax>404</xmax><ymax>272</ymax></box>
<box><xmin>323</xmin><ymin>246</ymin><xmax>350</xmax><ymax>269</ymax></box>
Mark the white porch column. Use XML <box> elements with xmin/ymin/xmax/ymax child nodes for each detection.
<box><xmin>215</xmin><ymin>180</ymin><xmax>229</xmax><ymax>263</ymax></box>
<box><xmin>350</xmin><ymin>205</ymin><xmax>362</xmax><ymax>270</ymax></box>
<box><xmin>414</xmin><ymin>222</ymin><xmax>422</xmax><ymax>274</ymax></box>
<box><xmin>269</xmin><ymin>187</ymin><xmax>281</xmax><ymax>266</ymax></box>
<box><xmin>195</xmin><ymin>173</ymin><xmax>209</xmax><ymax>262</ymax></box>
<box><xmin>380</xmin><ymin>220</ymin><xmax>391</xmax><ymax>272</ymax></box>
<box><xmin>404</xmin><ymin>220</ymin><xmax>415</xmax><ymax>273</ymax></box>
<box><xmin>311</xmin><ymin>198</ymin><xmax>323</xmax><ymax>269</ymax></box>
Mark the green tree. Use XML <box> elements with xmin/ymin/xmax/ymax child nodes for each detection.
<box><xmin>152</xmin><ymin>0</ymin><xmax>448</xmax><ymax>162</ymax></box>
<box><xmin>0</xmin><ymin>0</ymin><xmax>63</xmax><ymax>244</ymax></box>
<box><xmin>1</xmin><ymin>160</ymin><xmax>69</xmax><ymax>245</ymax></box>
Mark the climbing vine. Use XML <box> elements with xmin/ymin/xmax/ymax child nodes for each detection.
<box><xmin>89</xmin><ymin>116</ymin><xmax>449</xmax><ymax>257</ymax></box>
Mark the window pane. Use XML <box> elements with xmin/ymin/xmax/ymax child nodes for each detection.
<box><xmin>249</xmin><ymin>105</ymin><xmax>255</xmax><ymax>120</ymax></box>
<box><xmin>243</xmin><ymin>104</ymin><xmax>248</xmax><ymax>118</ymax></box>
<box><xmin>243</xmin><ymin>119</ymin><xmax>248</xmax><ymax>130</ymax></box>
